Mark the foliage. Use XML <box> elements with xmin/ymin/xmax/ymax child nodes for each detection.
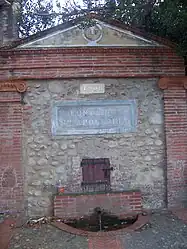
<box><xmin>103</xmin><ymin>0</ymin><xmax>187</xmax><ymax>55</ymax></box>
<box><xmin>17</xmin><ymin>0</ymin><xmax>57</xmax><ymax>37</ymax></box>
<box><xmin>17</xmin><ymin>0</ymin><xmax>187</xmax><ymax>56</ymax></box>
<box><xmin>148</xmin><ymin>0</ymin><xmax>187</xmax><ymax>55</ymax></box>
<box><xmin>17</xmin><ymin>0</ymin><xmax>106</xmax><ymax>37</ymax></box>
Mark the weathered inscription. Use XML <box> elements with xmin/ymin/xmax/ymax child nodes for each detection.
<box><xmin>52</xmin><ymin>100</ymin><xmax>137</xmax><ymax>135</ymax></box>
<box><xmin>80</xmin><ymin>83</ymin><xmax>105</xmax><ymax>94</ymax></box>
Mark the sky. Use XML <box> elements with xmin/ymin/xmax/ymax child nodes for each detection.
<box><xmin>53</xmin><ymin>0</ymin><xmax>105</xmax><ymax>11</ymax></box>
<box><xmin>53</xmin><ymin>0</ymin><xmax>86</xmax><ymax>9</ymax></box>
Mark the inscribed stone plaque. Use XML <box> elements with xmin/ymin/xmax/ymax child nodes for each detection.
<box><xmin>52</xmin><ymin>100</ymin><xmax>137</xmax><ymax>136</ymax></box>
<box><xmin>80</xmin><ymin>84</ymin><xmax>105</xmax><ymax>94</ymax></box>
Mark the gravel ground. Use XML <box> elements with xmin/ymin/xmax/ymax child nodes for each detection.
<box><xmin>120</xmin><ymin>212</ymin><xmax>187</xmax><ymax>249</ymax></box>
<box><xmin>8</xmin><ymin>211</ymin><xmax>187</xmax><ymax>249</ymax></box>
<box><xmin>8</xmin><ymin>225</ymin><xmax>88</xmax><ymax>249</ymax></box>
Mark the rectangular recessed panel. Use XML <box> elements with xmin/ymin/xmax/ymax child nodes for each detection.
<box><xmin>52</xmin><ymin>100</ymin><xmax>137</xmax><ymax>135</ymax></box>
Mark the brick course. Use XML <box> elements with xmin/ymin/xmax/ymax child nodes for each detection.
<box><xmin>54</xmin><ymin>191</ymin><xmax>142</xmax><ymax>218</ymax></box>
<box><xmin>0</xmin><ymin>48</ymin><xmax>185</xmax><ymax>80</ymax></box>
<box><xmin>159</xmin><ymin>79</ymin><xmax>187</xmax><ymax>208</ymax></box>
<box><xmin>0</xmin><ymin>92</ymin><xmax>24</xmax><ymax>213</ymax></box>
<box><xmin>88</xmin><ymin>236</ymin><xmax>122</xmax><ymax>249</ymax></box>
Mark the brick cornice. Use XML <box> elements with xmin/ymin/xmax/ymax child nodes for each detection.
<box><xmin>0</xmin><ymin>80</ymin><xmax>27</xmax><ymax>93</ymax></box>
<box><xmin>158</xmin><ymin>77</ymin><xmax>187</xmax><ymax>89</ymax></box>
<box><xmin>0</xmin><ymin>47</ymin><xmax>176</xmax><ymax>56</ymax></box>
<box><xmin>0</xmin><ymin>48</ymin><xmax>184</xmax><ymax>80</ymax></box>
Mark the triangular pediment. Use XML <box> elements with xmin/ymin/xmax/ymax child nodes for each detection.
<box><xmin>19</xmin><ymin>19</ymin><xmax>163</xmax><ymax>48</ymax></box>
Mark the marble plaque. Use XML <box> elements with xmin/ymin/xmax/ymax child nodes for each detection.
<box><xmin>80</xmin><ymin>83</ymin><xmax>105</xmax><ymax>94</ymax></box>
<box><xmin>52</xmin><ymin>100</ymin><xmax>137</xmax><ymax>136</ymax></box>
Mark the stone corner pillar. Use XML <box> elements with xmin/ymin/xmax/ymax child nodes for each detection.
<box><xmin>158</xmin><ymin>77</ymin><xmax>187</xmax><ymax>208</ymax></box>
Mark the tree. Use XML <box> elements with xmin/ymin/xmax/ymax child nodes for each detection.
<box><xmin>17</xmin><ymin>0</ymin><xmax>107</xmax><ymax>37</ymax></box>
<box><xmin>17</xmin><ymin>0</ymin><xmax>56</xmax><ymax>37</ymax></box>
<box><xmin>108</xmin><ymin>0</ymin><xmax>187</xmax><ymax>62</ymax></box>
<box><xmin>17</xmin><ymin>0</ymin><xmax>187</xmax><ymax>59</ymax></box>
<box><xmin>148</xmin><ymin>0</ymin><xmax>187</xmax><ymax>55</ymax></box>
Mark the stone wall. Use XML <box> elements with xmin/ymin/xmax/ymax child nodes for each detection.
<box><xmin>0</xmin><ymin>1</ymin><xmax>19</xmax><ymax>45</ymax></box>
<box><xmin>23</xmin><ymin>78</ymin><xmax>166</xmax><ymax>216</ymax></box>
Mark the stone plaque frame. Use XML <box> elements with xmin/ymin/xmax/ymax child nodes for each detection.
<box><xmin>80</xmin><ymin>83</ymin><xmax>105</xmax><ymax>94</ymax></box>
<box><xmin>51</xmin><ymin>100</ymin><xmax>137</xmax><ymax>136</ymax></box>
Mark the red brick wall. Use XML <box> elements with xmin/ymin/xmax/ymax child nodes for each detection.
<box><xmin>0</xmin><ymin>48</ymin><xmax>185</xmax><ymax>80</ymax></box>
<box><xmin>54</xmin><ymin>192</ymin><xmax>142</xmax><ymax>218</ymax></box>
<box><xmin>161</xmin><ymin>80</ymin><xmax>187</xmax><ymax>207</ymax></box>
<box><xmin>0</xmin><ymin>46</ymin><xmax>186</xmax><ymax>214</ymax></box>
<box><xmin>0</xmin><ymin>92</ymin><xmax>24</xmax><ymax>213</ymax></box>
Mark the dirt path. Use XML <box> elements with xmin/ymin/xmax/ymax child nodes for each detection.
<box><xmin>1</xmin><ymin>210</ymin><xmax>187</xmax><ymax>249</ymax></box>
